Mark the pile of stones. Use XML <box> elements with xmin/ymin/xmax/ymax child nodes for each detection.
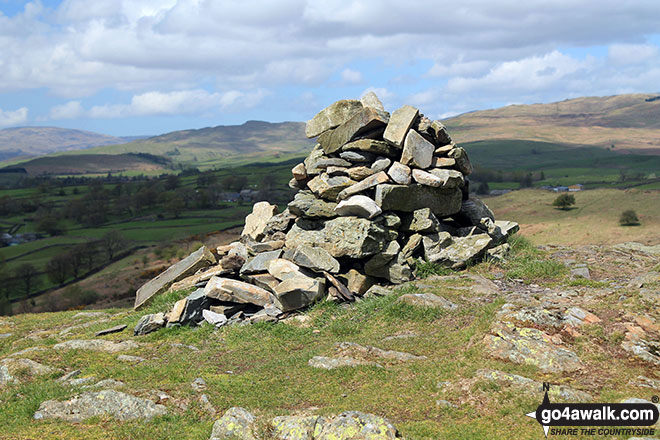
<box><xmin>133</xmin><ymin>92</ymin><xmax>518</xmax><ymax>333</ymax></box>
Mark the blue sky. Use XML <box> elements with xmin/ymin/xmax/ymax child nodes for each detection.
<box><xmin>1</xmin><ymin>0</ymin><xmax>659</xmax><ymax>136</ymax></box>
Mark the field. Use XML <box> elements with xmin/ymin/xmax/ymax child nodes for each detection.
<box><xmin>486</xmin><ymin>188</ymin><xmax>660</xmax><ymax>246</ymax></box>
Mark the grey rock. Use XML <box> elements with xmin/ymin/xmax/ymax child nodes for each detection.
<box><xmin>246</xmin><ymin>240</ymin><xmax>285</xmax><ymax>255</ymax></box>
<box><xmin>53</xmin><ymin>339</ymin><xmax>139</xmax><ymax>353</ymax></box>
<box><xmin>570</xmin><ymin>266</ymin><xmax>591</xmax><ymax>280</ymax></box>
<box><xmin>1</xmin><ymin>358</ymin><xmax>62</xmax><ymax>379</ymax></box>
<box><xmin>271</xmin><ymin>415</ymin><xmax>319</xmax><ymax>440</ymax></box>
<box><xmin>423</xmin><ymin>232</ymin><xmax>454</xmax><ymax>261</ymax></box>
<box><xmin>364</xmin><ymin>285</ymin><xmax>392</xmax><ymax>297</ymax></box>
<box><xmin>335</xmin><ymin>195</ymin><xmax>382</xmax><ymax>219</ymax></box>
<box><xmin>318</xmin><ymin>107</ymin><xmax>390</xmax><ymax>155</ymax></box>
<box><xmin>397</xmin><ymin>293</ymin><xmax>457</xmax><ymax>310</ymax></box>
<box><xmin>315</xmin><ymin>157</ymin><xmax>353</xmax><ymax>169</ymax></box>
<box><xmin>342</xmin><ymin>139</ymin><xmax>398</xmax><ymax>157</ymax></box>
<box><xmin>242</xmin><ymin>201</ymin><xmax>278</xmax><ymax>241</ymax></box>
<box><xmin>242</xmin><ymin>273</ymin><xmax>280</xmax><ymax>291</ymax></box>
<box><xmin>375</xmin><ymin>184</ymin><xmax>462</xmax><ymax>217</ymax></box>
<box><xmin>428</xmin><ymin>235</ymin><xmax>494</xmax><ymax>269</ymax></box>
<box><xmin>290</xmin><ymin>245</ymin><xmax>340</xmax><ymax>273</ymax></box>
<box><xmin>303</xmin><ymin>144</ymin><xmax>325</xmax><ymax>176</ymax></box>
<box><xmin>400</xmin><ymin>234</ymin><xmax>423</xmax><ymax>259</ymax></box>
<box><xmin>58</xmin><ymin>369</ymin><xmax>81</xmax><ymax>383</ymax></box>
<box><xmin>308</xmin><ymin>356</ymin><xmax>382</xmax><ymax>370</ymax></box>
<box><xmin>273</xmin><ymin>276</ymin><xmax>325</xmax><ymax>312</ymax></box>
<box><xmin>240</xmin><ymin>250</ymin><xmax>283</xmax><ymax>275</ymax></box>
<box><xmin>403</xmin><ymin>208</ymin><xmax>440</xmax><ymax>234</ymax></box>
<box><xmin>434</xmin><ymin>143</ymin><xmax>454</xmax><ymax>155</ymax></box>
<box><xmin>117</xmin><ymin>354</ymin><xmax>146</xmax><ymax>363</ymax></box>
<box><xmin>387</xmin><ymin>162</ymin><xmax>412</xmax><ymax>185</ymax></box>
<box><xmin>264</xmin><ymin>209</ymin><xmax>297</xmax><ymax>236</ymax></box>
<box><xmin>360</xmin><ymin>91</ymin><xmax>385</xmax><ymax>111</ymax></box>
<box><xmin>291</xmin><ymin>163</ymin><xmax>307</xmax><ymax>180</ymax></box>
<box><xmin>383</xmin><ymin>105</ymin><xmax>419</xmax><ymax>148</ymax></box>
<box><xmin>134</xmin><ymin>245</ymin><xmax>216</xmax><ymax>309</ymax></box>
<box><xmin>448</xmin><ymin>147</ymin><xmax>473</xmax><ymax>175</ymax></box>
<box><xmin>326</xmin><ymin>166</ymin><xmax>349</xmax><ymax>176</ymax></box>
<box><xmin>337</xmin><ymin>171</ymin><xmax>390</xmax><ymax>200</ymax></box>
<box><xmin>364</xmin><ymin>241</ymin><xmax>400</xmax><ymax>273</ymax></box>
<box><xmin>204</xmin><ymin>277</ymin><xmax>273</xmax><ymax>307</ymax></box>
<box><xmin>286</xmin><ymin>217</ymin><xmax>389</xmax><ymax>259</ymax></box>
<box><xmin>95</xmin><ymin>324</ymin><xmax>127</xmax><ymax>337</ymax></box>
<box><xmin>288</xmin><ymin>191</ymin><xmax>337</xmax><ymax>218</ymax></box>
<box><xmin>368</xmin><ymin>157</ymin><xmax>391</xmax><ymax>173</ymax></box>
<box><xmin>306</xmin><ymin>99</ymin><xmax>364</xmax><ymax>138</ymax></box>
<box><xmin>455</xmin><ymin>198</ymin><xmax>495</xmax><ymax>227</ymax></box>
<box><xmin>484</xmin><ymin>322</ymin><xmax>582</xmax><ymax>373</ymax></box>
<box><xmin>191</xmin><ymin>377</ymin><xmax>207</xmax><ymax>392</ymax></box>
<box><xmin>202</xmin><ymin>309</ymin><xmax>229</xmax><ymax>327</ymax></box>
<box><xmin>267</xmin><ymin>258</ymin><xmax>311</xmax><ymax>281</ymax></box>
<box><xmin>338</xmin><ymin>269</ymin><xmax>376</xmax><ymax>296</ymax></box>
<box><xmin>401</xmin><ymin>130</ymin><xmax>434</xmax><ymax>169</ymax></box>
<box><xmin>34</xmin><ymin>389</ymin><xmax>167</xmax><ymax>422</ymax></box>
<box><xmin>475</xmin><ymin>369</ymin><xmax>591</xmax><ymax>401</ymax></box>
<box><xmin>210</xmin><ymin>407</ymin><xmax>258</xmax><ymax>440</ymax></box>
<box><xmin>307</xmin><ymin>174</ymin><xmax>356</xmax><ymax>201</ymax></box>
<box><xmin>336</xmin><ymin>341</ymin><xmax>426</xmax><ymax>362</ymax></box>
<box><xmin>134</xmin><ymin>312</ymin><xmax>166</xmax><ymax>336</ymax></box>
<box><xmin>426</xmin><ymin>168</ymin><xmax>465</xmax><ymax>188</ymax></box>
<box><xmin>314</xmin><ymin>411</ymin><xmax>400</xmax><ymax>440</ymax></box>
<box><xmin>0</xmin><ymin>333</ymin><xmax>12</xmax><ymax>339</ymax></box>
<box><xmin>431</xmin><ymin>157</ymin><xmax>456</xmax><ymax>168</ymax></box>
<box><xmin>429</xmin><ymin>120</ymin><xmax>452</xmax><ymax>145</ymax></box>
<box><xmin>346</xmin><ymin>166</ymin><xmax>375</xmax><ymax>181</ymax></box>
<box><xmin>167</xmin><ymin>288</ymin><xmax>208</xmax><ymax>326</ymax></box>
<box><xmin>339</xmin><ymin>150</ymin><xmax>375</xmax><ymax>163</ymax></box>
<box><xmin>486</xmin><ymin>243</ymin><xmax>510</xmax><ymax>262</ymax></box>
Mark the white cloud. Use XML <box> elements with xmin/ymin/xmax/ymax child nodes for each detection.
<box><xmin>87</xmin><ymin>88</ymin><xmax>269</xmax><ymax>119</ymax></box>
<box><xmin>49</xmin><ymin>101</ymin><xmax>84</xmax><ymax>120</ymax></box>
<box><xmin>0</xmin><ymin>107</ymin><xmax>28</xmax><ymax>128</ymax></box>
<box><xmin>340</xmin><ymin>68</ymin><xmax>363</xmax><ymax>84</ymax></box>
<box><xmin>608</xmin><ymin>44</ymin><xmax>659</xmax><ymax>66</ymax></box>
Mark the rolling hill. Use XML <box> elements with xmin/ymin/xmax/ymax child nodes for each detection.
<box><xmin>444</xmin><ymin>93</ymin><xmax>660</xmax><ymax>154</ymax></box>
<box><xmin>0</xmin><ymin>127</ymin><xmax>133</xmax><ymax>159</ymax></box>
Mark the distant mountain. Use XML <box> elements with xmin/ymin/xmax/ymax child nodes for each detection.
<box><xmin>76</xmin><ymin>120</ymin><xmax>314</xmax><ymax>168</ymax></box>
<box><xmin>444</xmin><ymin>93</ymin><xmax>660</xmax><ymax>154</ymax></box>
<box><xmin>0</xmin><ymin>127</ymin><xmax>129</xmax><ymax>160</ymax></box>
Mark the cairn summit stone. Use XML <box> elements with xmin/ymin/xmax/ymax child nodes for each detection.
<box><xmin>242</xmin><ymin>202</ymin><xmax>278</xmax><ymax>241</ymax></box>
<box><xmin>134</xmin><ymin>245</ymin><xmax>215</xmax><ymax>309</ymax></box>
<box><xmin>306</xmin><ymin>99</ymin><xmax>363</xmax><ymax>138</ymax></box>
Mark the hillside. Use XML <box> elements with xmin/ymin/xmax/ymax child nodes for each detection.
<box><xmin>1</xmin><ymin>153</ymin><xmax>173</xmax><ymax>176</ymax></box>
<box><xmin>76</xmin><ymin>121</ymin><xmax>315</xmax><ymax>169</ymax></box>
<box><xmin>445</xmin><ymin>93</ymin><xmax>660</xmax><ymax>153</ymax></box>
<box><xmin>0</xmin><ymin>127</ymin><xmax>128</xmax><ymax>159</ymax></box>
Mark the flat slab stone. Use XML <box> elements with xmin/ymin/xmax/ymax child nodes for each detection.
<box><xmin>342</xmin><ymin>139</ymin><xmax>398</xmax><ymax>157</ymax></box>
<box><xmin>95</xmin><ymin>325</ymin><xmax>127</xmax><ymax>337</ymax></box>
<box><xmin>387</xmin><ymin>162</ymin><xmax>411</xmax><ymax>185</ymax></box>
<box><xmin>290</xmin><ymin>245</ymin><xmax>340</xmax><ymax>273</ymax></box>
<box><xmin>335</xmin><ymin>195</ymin><xmax>382</xmax><ymax>219</ymax></box>
<box><xmin>134</xmin><ymin>245</ymin><xmax>216</xmax><ymax>309</ymax></box>
<box><xmin>337</xmin><ymin>171</ymin><xmax>390</xmax><ymax>201</ymax></box>
<box><xmin>401</xmin><ymin>130</ymin><xmax>434</xmax><ymax>169</ymax></box>
<box><xmin>308</xmin><ymin>356</ymin><xmax>382</xmax><ymax>370</ymax></box>
<box><xmin>1</xmin><ymin>358</ymin><xmax>62</xmax><ymax>378</ymax></box>
<box><xmin>210</xmin><ymin>407</ymin><xmax>258</xmax><ymax>440</ymax></box>
<box><xmin>397</xmin><ymin>293</ymin><xmax>457</xmax><ymax>310</ymax></box>
<box><xmin>360</xmin><ymin>91</ymin><xmax>385</xmax><ymax>111</ymax></box>
<box><xmin>319</xmin><ymin>107</ymin><xmax>390</xmax><ymax>155</ymax></box>
<box><xmin>307</xmin><ymin>174</ymin><xmax>356</xmax><ymax>201</ymax></box>
<box><xmin>335</xmin><ymin>341</ymin><xmax>426</xmax><ymax>362</ymax></box>
<box><xmin>240</xmin><ymin>250</ymin><xmax>283</xmax><ymax>275</ymax></box>
<box><xmin>53</xmin><ymin>339</ymin><xmax>139</xmax><ymax>353</ymax></box>
<box><xmin>273</xmin><ymin>276</ymin><xmax>325</xmax><ymax>312</ymax></box>
<box><xmin>242</xmin><ymin>201</ymin><xmax>278</xmax><ymax>241</ymax></box>
<box><xmin>305</xmin><ymin>99</ymin><xmax>363</xmax><ymax>138</ymax></box>
<box><xmin>484</xmin><ymin>322</ymin><xmax>582</xmax><ymax>373</ymax></box>
<box><xmin>475</xmin><ymin>369</ymin><xmax>591</xmax><ymax>401</ymax></box>
<box><xmin>383</xmin><ymin>105</ymin><xmax>419</xmax><ymax>148</ymax></box>
<box><xmin>34</xmin><ymin>389</ymin><xmax>167</xmax><ymax>422</ymax></box>
<box><xmin>428</xmin><ymin>234</ymin><xmax>493</xmax><ymax>269</ymax></box>
<box><xmin>288</xmin><ymin>190</ymin><xmax>337</xmax><ymax>218</ymax></box>
<box><xmin>286</xmin><ymin>217</ymin><xmax>389</xmax><ymax>259</ymax></box>
<box><xmin>204</xmin><ymin>277</ymin><xmax>273</xmax><ymax>307</ymax></box>
<box><xmin>375</xmin><ymin>184</ymin><xmax>462</xmax><ymax>217</ymax></box>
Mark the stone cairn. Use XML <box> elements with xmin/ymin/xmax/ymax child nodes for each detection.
<box><xmin>133</xmin><ymin>92</ymin><xmax>519</xmax><ymax>334</ymax></box>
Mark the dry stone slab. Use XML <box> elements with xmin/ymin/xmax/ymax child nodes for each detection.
<box><xmin>273</xmin><ymin>276</ymin><xmax>325</xmax><ymax>312</ymax></box>
<box><xmin>370</xmin><ymin>156</ymin><xmax>392</xmax><ymax>172</ymax></box>
<box><xmin>346</xmin><ymin>166</ymin><xmax>375</xmax><ymax>181</ymax></box>
<box><xmin>134</xmin><ymin>245</ymin><xmax>216</xmax><ymax>309</ymax></box>
<box><xmin>268</xmin><ymin>258</ymin><xmax>310</xmax><ymax>281</ymax></box>
<box><xmin>337</xmin><ymin>171</ymin><xmax>390</xmax><ymax>201</ymax></box>
<box><xmin>205</xmin><ymin>277</ymin><xmax>273</xmax><ymax>307</ymax></box>
<box><xmin>387</xmin><ymin>162</ymin><xmax>411</xmax><ymax>184</ymax></box>
<box><xmin>448</xmin><ymin>146</ymin><xmax>473</xmax><ymax>175</ymax></box>
<box><xmin>240</xmin><ymin>250</ymin><xmax>283</xmax><ymax>275</ymax></box>
<box><xmin>288</xmin><ymin>191</ymin><xmax>338</xmax><ymax>218</ymax></box>
<box><xmin>34</xmin><ymin>389</ymin><xmax>167</xmax><ymax>422</ymax></box>
<box><xmin>383</xmin><ymin>105</ymin><xmax>419</xmax><ymax>148</ymax></box>
<box><xmin>318</xmin><ymin>107</ymin><xmax>390</xmax><ymax>155</ymax></box>
<box><xmin>360</xmin><ymin>91</ymin><xmax>385</xmax><ymax>111</ymax></box>
<box><xmin>335</xmin><ymin>195</ymin><xmax>382</xmax><ymax>219</ymax></box>
<box><xmin>290</xmin><ymin>245</ymin><xmax>340</xmax><ymax>274</ymax></box>
<box><xmin>1</xmin><ymin>358</ymin><xmax>62</xmax><ymax>378</ymax></box>
<box><xmin>306</xmin><ymin>99</ymin><xmax>364</xmax><ymax>138</ymax></box>
<box><xmin>286</xmin><ymin>217</ymin><xmax>389</xmax><ymax>259</ymax></box>
<box><xmin>242</xmin><ymin>201</ymin><xmax>278</xmax><ymax>241</ymax></box>
<box><xmin>339</xmin><ymin>150</ymin><xmax>375</xmax><ymax>163</ymax></box>
<box><xmin>426</xmin><ymin>168</ymin><xmax>465</xmax><ymax>188</ymax></box>
<box><xmin>375</xmin><ymin>184</ymin><xmax>462</xmax><ymax>217</ymax></box>
<box><xmin>308</xmin><ymin>174</ymin><xmax>357</xmax><ymax>201</ymax></box>
<box><xmin>95</xmin><ymin>324</ymin><xmax>127</xmax><ymax>337</ymax></box>
<box><xmin>428</xmin><ymin>234</ymin><xmax>494</xmax><ymax>269</ymax></box>
<box><xmin>308</xmin><ymin>355</ymin><xmax>382</xmax><ymax>370</ymax></box>
<box><xmin>167</xmin><ymin>288</ymin><xmax>208</xmax><ymax>326</ymax></box>
<box><xmin>134</xmin><ymin>312</ymin><xmax>166</xmax><ymax>335</ymax></box>
<box><xmin>401</xmin><ymin>129</ymin><xmax>434</xmax><ymax>169</ymax></box>
<box><xmin>54</xmin><ymin>339</ymin><xmax>139</xmax><ymax>353</ymax></box>
<box><xmin>342</xmin><ymin>139</ymin><xmax>398</xmax><ymax>157</ymax></box>
<box><xmin>431</xmin><ymin>157</ymin><xmax>456</xmax><ymax>168</ymax></box>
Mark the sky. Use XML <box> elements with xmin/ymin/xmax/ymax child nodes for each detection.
<box><xmin>1</xmin><ymin>0</ymin><xmax>659</xmax><ymax>136</ymax></box>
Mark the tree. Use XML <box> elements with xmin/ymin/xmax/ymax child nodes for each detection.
<box><xmin>46</xmin><ymin>254</ymin><xmax>71</xmax><ymax>285</ymax></box>
<box><xmin>14</xmin><ymin>263</ymin><xmax>41</xmax><ymax>301</ymax></box>
<box><xmin>619</xmin><ymin>210</ymin><xmax>640</xmax><ymax>226</ymax></box>
<box><xmin>100</xmin><ymin>231</ymin><xmax>128</xmax><ymax>261</ymax></box>
<box><xmin>552</xmin><ymin>193</ymin><xmax>576</xmax><ymax>210</ymax></box>
<box><xmin>165</xmin><ymin>195</ymin><xmax>185</xmax><ymax>218</ymax></box>
<box><xmin>35</xmin><ymin>213</ymin><xmax>64</xmax><ymax>236</ymax></box>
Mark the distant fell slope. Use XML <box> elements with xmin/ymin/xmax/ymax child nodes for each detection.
<box><xmin>0</xmin><ymin>126</ymin><xmax>126</xmax><ymax>158</ymax></box>
<box><xmin>444</xmin><ymin>93</ymin><xmax>660</xmax><ymax>153</ymax></box>
<box><xmin>79</xmin><ymin>121</ymin><xmax>314</xmax><ymax>166</ymax></box>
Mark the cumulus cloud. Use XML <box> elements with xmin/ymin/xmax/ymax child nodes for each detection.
<box><xmin>341</xmin><ymin>68</ymin><xmax>363</xmax><ymax>84</ymax></box>
<box><xmin>0</xmin><ymin>107</ymin><xmax>28</xmax><ymax>128</ymax></box>
<box><xmin>49</xmin><ymin>101</ymin><xmax>84</xmax><ymax>120</ymax></box>
<box><xmin>86</xmin><ymin>88</ymin><xmax>269</xmax><ymax>119</ymax></box>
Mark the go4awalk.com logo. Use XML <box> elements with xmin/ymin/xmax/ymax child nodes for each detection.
<box><xmin>525</xmin><ymin>383</ymin><xmax>659</xmax><ymax>438</ymax></box>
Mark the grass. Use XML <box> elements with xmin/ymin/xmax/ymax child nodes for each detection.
<box><xmin>502</xmin><ymin>235</ymin><xmax>567</xmax><ymax>282</ymax></box>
